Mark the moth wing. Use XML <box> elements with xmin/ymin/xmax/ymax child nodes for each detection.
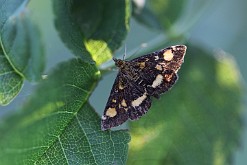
<box><xmin>130</xmin><ymin>45</ymin><xmax>186</xmax><ymax>97</ymax></box>
<box><xmin>101</xmin><ymin>73</ymin><xmax>152</xmax><ymax>130</ymax></box>
<box><xmin>101</xmin><ymin>73</ymin><xmax>129</xmax><ymax>130</ymax></box>
<box><xmin>130</xmin><ymin>45</ymin><xmax>186</xmax><ymax>72</ymax></box>
<box><xmin>101</xmin><ymin>45</ymin><xmax>187</xmax><ymax>130</ymax></box>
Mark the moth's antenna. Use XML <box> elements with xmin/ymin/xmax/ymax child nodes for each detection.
<box><xmin>126</xmin><ymin>43</ymin><xmax>147</xmax><ymax>59</ymax></box>
<box><xmin>123</xmin><ymin>44</ymin><xmax>127</xmax><ymax>60</ymax></box>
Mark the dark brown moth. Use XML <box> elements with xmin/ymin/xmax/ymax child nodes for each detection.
<box><xmin>101</xmin><ymin>45</ymin><xmax>187</xmax><ymax>130</ymax></box>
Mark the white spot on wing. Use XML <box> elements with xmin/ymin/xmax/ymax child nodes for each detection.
<box><xmin>154</xmin><ymin>56</ymin><xmax>159</xmax><ymax>60</ymax></box>
<box><xmin>132</xmin><ymin>93</ymin><xmax>147</xmax><ymax>107</ymax></box>
<box><xmin>163</xmin><ymin>49</ymin><xmax>174</xmax><ymax>61</ymax></box>
<box><xmin>152</xmin><ymin>74</ymin><xmax>163</xmax><ymax>88</ymax></box>
<box><xmin>102</xmin><ymin>115</ymin><xmax>107</xmax><ymax>120</ymax></box>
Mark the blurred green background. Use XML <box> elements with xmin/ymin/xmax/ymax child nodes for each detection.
<box><xmin>0</xmin><ymin>0</ymin><xmax>246</xmax><ymax>164</ymax></box>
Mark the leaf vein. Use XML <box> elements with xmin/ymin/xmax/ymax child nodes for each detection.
<box><xmin>58</xmin><ymin>135</ymin><xmax>69</xmax><ymax>165</ymax></box>
<box><xmin>75</xmin><ymin>114</ymin><xmax>97</xmax><ymax>164</ymax></box>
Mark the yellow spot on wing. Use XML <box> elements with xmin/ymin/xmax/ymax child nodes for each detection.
<box><xmin>121</xmin><ymin>99</ymin><xmax>127</xmax><ymax>107</ymax></box>
<box><xmin>155</xmin><ymin>64</ymin><xmax>162</xmax><ymax>71</ymax></box>
<box><xmin>132</xmin><ymin>93</ymin><xmax>147</xmax><ymax>107</ymax></box>
<box><xmin>152</xmin><ymin>74</ymin><xmax>163</xmax><ymax>88</ymax></box>
<box><xmin>119</xmin><ymin>83</ymin><xmax>124</xmax><ymax>90</ymax></box>
<box><xmin>139</xmin><ymin>62</ymin><xmax>146</xmax><ymax>69</ymax></box>
<box><xmin>163</xmin><ymin>49</ymin><xmax>174</xmax><ymax>61</ymax></box>
<box><xmin>106</xmin><ymin>107</ymin><xmax>117</xmax><ymax>117</ymax></box>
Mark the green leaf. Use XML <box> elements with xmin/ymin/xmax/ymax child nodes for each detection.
<box><xmin>1</xmin><ymin>13</ymin><xmax>45</xmax><ymax>81</ymax></box>
<box><xmin>127</xmin><ymin>45</ymin><xmax>243</xmax><ymax>165</ymax></box>
<box><xmin>0</xmin><ymin>1</ymin><xmax>45</xmax><ymax>105</ymax></box>
<box><xmin>0</xmin><ymin>48</ymin><xmax>23</xmax><ymax>105</ymax></box>
<box><xmin>36</xmin><ymin>103</ymin><xmax>130</xmax><ymax>165</ymax></box>
<box><xmin>0</xmin><ymin>59</ymin><xmax>130</xmax><ymax>164</ymax></box>
<box><xmin>53</xmin><ymin>0</ymin><xmax>131</xmax><ymax>66</ymax></box>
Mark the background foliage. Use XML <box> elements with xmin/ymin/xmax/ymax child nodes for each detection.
<box><xmin>0</xmin><ymin>0</ymin><xmax>246</xmax><ymax>165</ymax></box>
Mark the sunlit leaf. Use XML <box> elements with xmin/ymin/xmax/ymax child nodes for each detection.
<box><xmin>53</xmin><ymin>0</ymin><xmax>131</xmax><ymax>65</ymax></box>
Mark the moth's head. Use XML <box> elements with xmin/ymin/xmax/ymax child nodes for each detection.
<box><xmin>113</xmin><ymin>58</ymin><xmax>125</xmax><ymax>68</ymax></box>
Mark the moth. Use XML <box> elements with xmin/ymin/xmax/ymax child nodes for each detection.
<box><xmin>101</xmin><ymin>45</ymin><xmax>187</xmax><ymax>130</ymax></box>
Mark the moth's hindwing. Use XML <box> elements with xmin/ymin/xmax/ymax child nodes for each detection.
<box><xmin>101</xmin><ymin>74</ymin><xmax>152</xmax><ymax>130</ymax></box>
<box><xmin>101</xmin><ymin>45</ymin><xmax>187</xmax><ymax>130</ymax></box>
<box><xmin>101</xmin><ymin>75</ymin><xmax>128</xmax><ymax>130</ymax></box>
